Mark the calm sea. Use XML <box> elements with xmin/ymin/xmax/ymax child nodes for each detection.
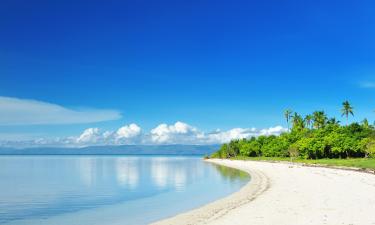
<box><xmin>0</xmin><ymin>156</ymin><xmax>249</xmax><ymax>225</ymax></box>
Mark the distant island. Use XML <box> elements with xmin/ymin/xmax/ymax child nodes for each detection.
<box><xmin>0</xmin><ymin>144</ymin><xmax>219</xmax><ymax>156</ymax></box>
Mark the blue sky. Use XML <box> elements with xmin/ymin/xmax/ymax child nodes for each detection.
<box><xmin>1</xmin><ymin>0</ymin><xmax>375</xmax><ymax>146</ymax></box>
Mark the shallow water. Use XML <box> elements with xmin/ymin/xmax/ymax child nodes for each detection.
<box><xmin>0</xmin><ymin>156</ymin><xmax>249</xmax><ymax>225</ymax></box>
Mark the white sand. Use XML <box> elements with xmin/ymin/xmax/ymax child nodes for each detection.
<box><xmin>153</xmin><ymin>159</ymin><xmax>375</xmax><ymax>225</ymax></box>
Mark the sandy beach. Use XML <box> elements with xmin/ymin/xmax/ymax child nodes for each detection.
<box><xmin>153</xmin><ymin>159</ymin><xmax>375</xmax><ymax>225</ymax></box>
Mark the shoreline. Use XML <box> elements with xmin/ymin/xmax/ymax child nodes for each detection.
<box><xmin>151</xmin><ymin>159</ymin><xmax>269</xmax><ymax>225</ymax></box>
<box><xmin>234</xmin><ymin>158</ymin><xmax>375</xmax><ymax>175</ymax></box>
<box><xmin>153</xmin><ymin>159</ymin><xmax>375</xmax><ymax>225</ymax></box>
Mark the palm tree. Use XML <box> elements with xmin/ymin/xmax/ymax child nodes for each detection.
<box><xmin>304</xmin><ymin>114</ymin><xmax>313</xmax><ymax>129</ymax></box>
<box><xmin>313</xmin><ymin>111</ymin><xmax>327</xmax><ymax>129</ymax></box>
<box><xmin>292</xmin><ymin>113</ymin><xmax>305</xmax><ymax>131</ymax></box>
<box><xmin>327</xmin><ymin>117</ymin><xmax>340</xmax><ymax>125</ymax></box>
<box><xmin>341</xmin><ymin>100</ymin><xmax>354</xmax><ymax>126</ymax></box>
<box><xmin>362</xmin><ymin>118</ymin><xmax>370</xmax><ymax>129</ymax></box>
<box><xmin>284</xmin><ymin>109</ymin><xmax>293</xmax><ymax>131</ymax></box>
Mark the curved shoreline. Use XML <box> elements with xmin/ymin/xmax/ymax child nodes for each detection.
<box><xmin>151</xmin><ymin>159</ymin><xmax>270</xmax><ymax>225</ymax></box>
<box><xmin>153</xmin><ymin>159</ymin><xmax>375</xmax><ymax>225</ymax></box>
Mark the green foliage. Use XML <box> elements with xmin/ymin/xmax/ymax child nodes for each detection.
<box><xmin>239</xmin><ymin>137</ymin><xmax>261</xmax><ymax>157</ymax></box>
<box><xmin>211</xmin><ymin>106</ymin><xmax>375</xmax><ymax>160</ymax></box>
<box><xmin>313</xmin><ymin>111</ymin><xmax>327</xmax><ymax>129</ymax></box>
<box><xmin>288</xmin><ymin>143</ymin><xmax>299</xmax><ymax>161</ymax></box>
<box><xmin>291</xmin><ymin>113</ymin><xmax>305</xmax><ymax>132</ymax></box>
<box><xmin>304</xmin><ymin>114</ymin><xmax>313</xmax><ymax>129</ymax></box>
<box><xmin>363</xmin><ymin>138</ymin><xmax>375</xmax><ymax>158</ymax></box>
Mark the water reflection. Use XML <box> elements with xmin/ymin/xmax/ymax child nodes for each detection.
<box><xmin>212</xmin><ymin>164</ymin><xmax>249</xmax><ymax>182</ymax></box>
<box><xmin>151</xmin><ymin>157</ymin><xmax>169</xmax><ymax>189</ymax></box>
<box><xmin>77</xmin><ymin>157</ymin><xmax>96</xmax><ymax>187</ymax></box>
<box><xmin>150</xmin><ymin>157</ymin><xmax>189</xmax><ymax>191</ymax></box>
<box><xmin>115</xmin><ymin>158</ymin><xmax>139</xmax><ymax>189</ymax></box>
<box><xmin>0</xmin><ymin>156</ymin><xmax>249</xmax><ymax>225</ymax></box>
<box><xmin>174</xmin><ymin>167</ymin><xmax>187</xmax><ymax>191</ymax></box>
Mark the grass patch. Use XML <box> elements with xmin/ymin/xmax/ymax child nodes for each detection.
<box><xmin>231</xmin><ymin>156</ymin><xmax>375</xmax><ymax>170</ymax></box>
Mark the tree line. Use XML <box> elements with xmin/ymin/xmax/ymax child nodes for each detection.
<box><xmin>211</xmin><ymin>101</ymin><xmax>375</xmax><ymax>159</ymax></box>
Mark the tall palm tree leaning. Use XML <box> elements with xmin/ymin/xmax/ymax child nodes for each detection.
<box><xmin>341</xmin><ymin>100</ymin><xmax>354</xmax><ymax>126</ymax></box>
<box><xmin>284</xmin><ymin>109</ymin><xmax>293</xmax><ymax>131</ymax></box>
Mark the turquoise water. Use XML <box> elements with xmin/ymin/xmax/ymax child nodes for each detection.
<box><xmin>0</xmin><ymin>156</ymin><xmax>249</xmax><ymax>225</ymax></box>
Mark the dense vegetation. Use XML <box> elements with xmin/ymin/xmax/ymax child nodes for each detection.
<box><xmin>212</xmin><ymin>101</ymin><xmax>375</xmax><ymax>160</ymax></box>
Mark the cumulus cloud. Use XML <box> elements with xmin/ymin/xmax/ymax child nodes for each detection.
<box><xmin>150</xmin><ymin>121</ymin><xmax>200</xmax><ymax>144</ymax></box>
<box><xmin>0</xmin><ymin>96</ymin><xmax>121</xmax><ymax>125</ymax></box>
<box><xmin>205</xmin><ymin>128</ymin><xmax>257</xmax><ymax>144</ymax></box>
<box><xmin>259</xmin><ymin>126</ymin><xmax>287</xmax><ymax>136</ymax></box>
<box><xmin>0</xmin><ymin>122</ymin><xmax>287</xmax><ymax>148</ymax></box>
<box><xmin>116</xmin><ymin>124</ymin><xmax>142</xmax><ymax>139</ymax></box>
<box><xmin>76</xmin><ymin>128</ymin><xmax>101</xmax><ymax>144</ymax></box>
<box><xmin>71</xmin><ymin>124</ymin><xmax>142</xmax><ymax>146</ymax></box>
<box><xmin>204</xmin><ymin>126</ymin><xmax>287</xmax><ymax>144</ymax></box>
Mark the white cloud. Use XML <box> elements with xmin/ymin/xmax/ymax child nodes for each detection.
<box><xmin>0</xmin><ymin>96</ymin><xmax>121</xmax><ymax>125</ymax></box>
<box><xmin>150</xmin><ymin>121</ymin><xmax>200</xmax><ymax>144</ymax></box>
<box><xmin>148</xmin><ymin>122</ymin><xmax>287</xmax><ymax>145</ymax></box>
<box><xmin>73</xmin><ymin>124</ymin><xmax>142</xmax><ymax>146</ymax></box>
<box><xmin>116</xmin><ymin>124</ymin><xmax>142</xmax><ymax>139</ymax></box>
<box><xmin>205</xmin><ymin>128</ymin><xmax>257</xmax><ymax>143</ymax></box>
<box><xmin>259</xmin><ymin>126</ymin><xmax>287</xmax><ymax>136</ymax></box>
<box><xmin>76</xmin><ymin>128</ymin><xmax>101</xmax><ymax>143</ymax></box>
<box><xmin>0</xmin><ymin>121</ymin><xmax>287</xmax><ymax>147</ymax></box>
<box><xmin>204</xmin><ymin>126</ymin><xmax>287</xmax><ymax>144</ymax></box>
